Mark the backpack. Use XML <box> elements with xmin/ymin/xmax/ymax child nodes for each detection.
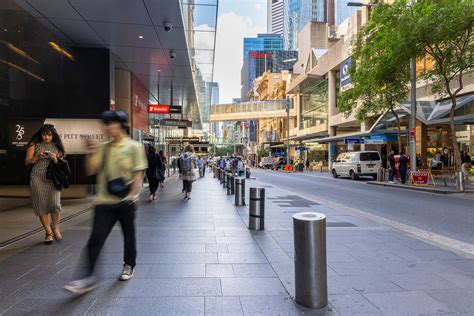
<box><xmin>181</xmin><ymin>154</ymin><xmax>192</xmax><ymax>172</ymax></box>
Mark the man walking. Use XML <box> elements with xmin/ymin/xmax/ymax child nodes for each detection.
<box><xmin>64</xmin><ymin>111</ymin><xmax>147</xmax><ymax>294</ymax></box>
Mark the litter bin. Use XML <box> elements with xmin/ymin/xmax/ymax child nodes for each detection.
<box><xmin>249</xmin><ymin>187</ymin><xmax>265</xmax><ymax>230</ymax></box>
<box><xmin>234</xmin><ymin>178</ymin><xmax>245</xmax><ymax>206</ymax></box>
<box><xmin>293</xmin><ymin>212</ymin><xmax>327</xmax><ymax>309</ymax></box>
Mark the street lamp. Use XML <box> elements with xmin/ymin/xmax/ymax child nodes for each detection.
<box><xmin>347</xmin><ymin>1</ymin><xmax>417</xmax><ymax>172</ymax></box>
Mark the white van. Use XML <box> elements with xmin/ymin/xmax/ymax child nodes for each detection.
<box><xmin>332</xmin><ymin>151</ymin><xmax>382</xmax><ymax>180</ymax></box>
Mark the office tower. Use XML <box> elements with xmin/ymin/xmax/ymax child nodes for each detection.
<box><xmin>267</xmin><ymin>0</ymin><xmax>284</xmax><ymax>36</ymax></box>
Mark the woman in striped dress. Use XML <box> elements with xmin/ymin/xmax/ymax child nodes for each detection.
<box><xmin>25</xmin><ymin>124</ymin><xmax>66</xmax><ymax>244</ymax></box>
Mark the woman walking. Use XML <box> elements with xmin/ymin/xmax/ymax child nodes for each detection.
<box><xmin>146</xmin><ymin>146</ymin><xmax>164</xmax><ymax>203</ymax></box>
<box><xmin>180</xmin><ymin>145</ymin><xmax>197</xmax><ymax>200</ymax></box>
<box><xmin>158</xmin><ymin>150</ymin><xmax>167</xmax><ymax>189</ymax></box>
<box><xmin>25</xmin><ymin>124</ymin><xmax>66</xmax><ymax>244</ymax></box>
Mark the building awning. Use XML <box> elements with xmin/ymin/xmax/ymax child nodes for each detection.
<box><xmin>317</xmin><ymin>131</ymin><xmax>372</xmax><ymax>143</ymax></box>
<box><xmin>286</xmin><ymin>73</ymin><xmax>323</xmax><ymax>94</ymax></box>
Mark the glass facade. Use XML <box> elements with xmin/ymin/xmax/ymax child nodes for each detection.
<box><xmin>299</xmin><ymin>79</ymin><xmax>328</xmax><ymax>130</ymax></box>
<box><xmin>285</xmin><ymin>0</ymin><xmax>360</xmax><ymax>50</ymax></box>
<box><xmin>243</xmin><ymin>33</ymin><xmax>284</xmax><ymax>61</ymax></box>
<box><xmin>241</xmin><ymin>50</ymin><xmax>297</xmax><ymax>100</ymax></box>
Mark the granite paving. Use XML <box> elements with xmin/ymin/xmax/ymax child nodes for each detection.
<box><xmin>0</xmin><ymin>170</ymin><xmax>473</xmax><ymax>315</ymax></box>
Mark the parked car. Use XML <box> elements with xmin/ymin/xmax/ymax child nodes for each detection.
<box><xmin>332</xmin><ymin>151</ymin><xmax>382</xmax><ymax>180</ymax></box>
<box><xmin>259</xmin><ymin>157</ymin><xmax>273</xmax><ymax>169</ymax></box>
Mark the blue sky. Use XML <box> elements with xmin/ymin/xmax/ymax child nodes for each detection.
<box><xmin>213</xmin><ymin>0</ymin><xmax>267</xmax><ymax>103</ymax></box>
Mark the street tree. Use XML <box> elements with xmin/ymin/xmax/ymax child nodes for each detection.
<box><xmin>338</xmin><ymin>1</ymin><xmax>414</xmax><ymax>152</ymax></box>
<box><xmin>409</xmin><ymin>0</ymin><xmax>474</xmax><ymax>172</ymax></box>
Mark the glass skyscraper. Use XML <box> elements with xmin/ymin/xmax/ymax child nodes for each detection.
<box><xmin>242</xmin><ymin>33</ymin><xmax>284</xmax><ymax>61</ymax></box>
<box><xmin>284</xmin><ymin>0</ymin><xmax>359</xmax><ymax>50</ymax></box>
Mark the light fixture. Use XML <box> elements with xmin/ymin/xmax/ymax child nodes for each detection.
<box><xmin>3</xmin><ymin>28</ymin><xmax>7</xmax><ymax>32</ymax></box>
<box><xmin>138</xmin><ymin>35</ymin><xmax>144</xmax><ymax>39</ymax></box>
<box><xmin>48</xmin><ymin>42</ymin><xmax>75</xmax><ymax>61</ymax></box>
<box><xmin>157</xmin><ymin>69</ymin><xmax>161</xmax><ymax>72</ymax></box>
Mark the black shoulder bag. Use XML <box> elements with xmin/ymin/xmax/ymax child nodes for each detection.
<box><xmin>101</xmin><ymin>143</ymin><xmax>131</xmax><ymax>198</ymax></box>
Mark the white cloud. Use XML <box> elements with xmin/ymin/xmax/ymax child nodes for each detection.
<box><xmin>254</xmin><ymin>3</ymin><xmax>262</xmax><ymax>10</ymax></box>
<box><xmin>214</xmin><ymin>12</ymin><xmax>265</xmax><ymax>104</ymax></box>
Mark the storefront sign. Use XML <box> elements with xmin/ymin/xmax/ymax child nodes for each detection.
<box><xmin>8</xmin><ymin>119</ymin><xmax>45</xmax><ymax>150</ymax></box>
<box><xmin>411</xmin><ymin>170</ymin><xmax>431</xmax><ymax>186</ymax></box>
<box><xmin>340</xmin><ymin>58</ymin><xmax>352</xmax><ymax>90</ymax></box>
<box><xmin>158</xmin><ymin>119</ymin><xmax>192</xmax><ymax>128</ymax></box>
<box><xmin>166</xmin><ymin>137</ymin><xmax>200</xmax><ymax>143</ymax></box>
<box><xmin>344</xmin><ymin>138</ymin><xmax>363</xmax><ymax>144</ymax></box>
<box><xmin>43</xmin><ymin>119</ymin><xmax>107</xmax><ymax>154</ymax></box>
<box><xmin>250</xmin><ymin>51</ymin><xmax>271</xmax><ymax>59</ymax></box>
<box><xmin>410</xmin><ymin>127</ymin><xmax>415</xmax><ymax>138</ymax></box>
<box><xmin>148</xmin><ymin>105</ymin><xmax>170</xmax><ymax>114</ymax></box>
<box><xmin>364</xmin><ymin>139</ymin><xmax>384</xmax><ymax>144</ymax></box>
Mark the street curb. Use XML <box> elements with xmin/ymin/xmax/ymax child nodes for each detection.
<box><xmin>367</xmin><ymin>181</ymin><xmax>460</xmax><ymax>194</ymax></box>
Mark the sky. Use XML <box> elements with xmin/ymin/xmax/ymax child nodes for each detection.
<box><xmin>213</xmin><ymin>0</ymin><xmax>267</xmax><ymax>104</ymax></box>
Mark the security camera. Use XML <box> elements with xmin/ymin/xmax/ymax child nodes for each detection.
<box><xmin>170</xmin><ymin>50</ymin><xmax>176</xmax><ymax>59</ymax></box>
<box><xmin>163</xmin><ymin>21</ymin><xmax>173</xmax><ymax>32</ymax></box>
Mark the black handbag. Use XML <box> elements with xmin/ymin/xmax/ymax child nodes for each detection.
<box><xmin>101</xmin><ymin>143</ymin><xmax>131</xmax><ymax>198</ymax></box>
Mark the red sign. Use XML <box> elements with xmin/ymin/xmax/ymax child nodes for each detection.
<box><xmin>410</xmin><ymin>127</ymin><xmax>415</xmax><ymax>138</ymax></box>
<box><xmin>411</xmin><ymin>171</ymin><xmax>429</xmax><ymax>185</ymax></box>
<box><xmin>250</xmin><ymin>51</ymin><xmax>271</xmax><ymax>59</ymax></box>
<box><xmin>148</xmin><ymin>105</ymin><xmax>170</xmax><ymax>114</ymax></box>
<box><xmin>132</xmin><ymin>75</ymin><xmax>149</xmax><ymax>133</ymax></box>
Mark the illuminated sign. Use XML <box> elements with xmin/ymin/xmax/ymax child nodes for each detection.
<box><xmin>250</xmin><ymin>51</ymin><xmax>271</xmax><ymax>59</ymax></box>
<box><xmin>148</xmin><ymin>105</ymin><xmax>182</xmax><ymax>114</ymax></box>
<box><xmin>148</xmin><ymin>105</ymin><xmax>170</xmax><ymax>114</ymax></box>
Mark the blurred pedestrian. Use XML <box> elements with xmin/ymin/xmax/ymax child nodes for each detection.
<box><xmin>146</xmin><ymin>146</ymin><xmax>164</xmax><ymax>203</ymax></box>
<box><xmin>388</xmin><ymin>150</ymin><xmax>395</xmax><ymax>183</ymax></box>
<box><xmin>158</xmin><ymin>150</ymin><xmax>166</xmax><ymax>189</ymax></box>
<box><xmin>25</xmin><ymin>124</ymin><xmax>66</xmax><ymax>244</ymax></box>
<box><xmin>399</xmin><ymin>152</ymin><xmax>409</xmax><ymax>184</ymax></box>
<box><xmin>197</xmin><ymin>156</ymin><xmax>205</xmax><ymax>178</ymax></box>
<box><xmin>64</xmin><ymin>111</ymin><xmax>147</xmax><ymax>294</ymax></box>
<box><xmin>181</xmin><ymin>145</ymin><xmax>197</xmax><ymax>200</ymax></box>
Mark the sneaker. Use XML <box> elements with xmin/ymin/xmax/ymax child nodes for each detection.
<box><xmin>64</xmin><ymin>276</ymin><xmax>97</xmax><ymax>295</ymax></box>
<box><xmin>120</xmin><ymin>264</ymin><xmax>134</xmax><ymax>281</ymax></box>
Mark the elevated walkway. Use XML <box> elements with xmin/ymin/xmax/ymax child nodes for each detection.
<box><xmin>210</xmin><ymin>99</ymin><xmax>296</xmax><ymax>122</ymax></box>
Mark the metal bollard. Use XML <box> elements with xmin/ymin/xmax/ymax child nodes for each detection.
<box><xmin>230</xmin><ymin>175</ymin><xmax>235</xmax><ymax>194</ymax></box>
<box><xmin>234</xmin><ymin>177</ymin><xmax>245</xmax><ymax>206</ymax></box>
<box><xmin>220</xmin><ymin>169</ymin><xmax>224</xmax><ymax>184</ymax></box>
<box><xmin>227</xmin><ymin>174</ymin><xmax>232</xmax><ymax>195</ymax></box>
<box><xmin>293</xmin><ymin>212</ymin><xmax>327</xmax><ymax>309</ymax></box>
<box><xmin>456</xmin><ymin>171</ymin><xmax>465</xmax><ymax>192</ymax></box>
<box><xmin>377</xmin><ymin>167</ymin><xmax>384</xmax><ymax>182</ymax></box>
<box><xmin>249</xmin><ymin>188</ymin><xmax>265</xmax><ymax>230</ymax></box>
<box><xmin>223</xmin><ymin>172</ymin><xmax>228</xmax><ymax>189</ymax></box>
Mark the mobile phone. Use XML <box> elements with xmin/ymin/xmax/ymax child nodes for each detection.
<box><xmin>44</xmin><ymin>151</ymin><xmax>51</xmax><ymax>156</ymax></box>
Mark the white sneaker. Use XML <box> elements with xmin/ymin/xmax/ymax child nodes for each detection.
<box><xmin>64</xmin><ymin>276</ymin><xmax>97</xmax><ymax>295</ymax></box>
<box><xmin>389</xmin><ymin>181</ymin><xmax>394</xmax><ymax>184</ymax></box>
<box><xmin>120</xmin><ymin>264</ymin><xmax>134</xmax><ymax>281</ymax></box>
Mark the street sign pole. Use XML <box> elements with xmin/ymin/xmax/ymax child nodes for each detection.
<box><xmin>410</xmin><ymin>57</ymin><xmax>417</xmax><ymax>172</ymax></box>
<box><xmin>286</xmin><ymin>97</ymin><xmax>291</xmax><ymax>165</ymax></box>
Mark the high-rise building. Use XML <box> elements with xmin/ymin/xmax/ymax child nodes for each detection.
<box><xmin>210</xmin><ymin>82</ymin><xmax>219</xmax><ymax>105</ymax></box>
<box><xmin>243</xmin><ymin>33</ymin><xmax>284</xmax><ymax>62</ymax></box>
<box><xmin>284</xmin><ymin>0</ymin><xmax>359</xmax><ymax>49</ymax></box>
<box><xmin>267</xmin><ymin>0</ymin><xmax>284</xmax><ymax>36</ymax></box>
<box><xmin>241</xmin><ymin>50</ymin><xmax>298</xmax><ymax>100</ymax></box>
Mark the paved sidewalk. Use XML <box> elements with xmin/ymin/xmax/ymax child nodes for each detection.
<box><xmin>240</xmin><ymin>176</ymin><xmax>474</xmax><ymax>315</ymax></box>
<box><xmin>1</xmin><ymin>172</ymin><xmax>473</xmax><ymax>315</ymax></box>
<box><xmin>0</xmin><ymin>174</ymin><xmax>320</xmax><ymax>315</ymax></box>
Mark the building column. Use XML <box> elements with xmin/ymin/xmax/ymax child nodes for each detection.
<box><xmin>328</xmin><ymin>70</ymin><xmax>337</xmax><ymax>168</ymax></box>
<box><xmin>416</xmin><ymin>120</ymin><xmax>427</xmax><ymax>168</ymax></box>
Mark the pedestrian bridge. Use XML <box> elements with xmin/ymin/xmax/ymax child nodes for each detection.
<box><xmin>210</xmin><ymin>99</ymin><xmax>295</xmax><ymax>122</ymax></box>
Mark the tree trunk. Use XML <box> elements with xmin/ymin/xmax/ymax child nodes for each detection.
<box><xmin>449</xmin><ymin>95</ymin><xmax>462</xmax><ymax>172</ymax></box>
<box><xmin>391</xmin><ymin>108</ymin><xmax>403</xmax><ymax>153</ymax></box>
